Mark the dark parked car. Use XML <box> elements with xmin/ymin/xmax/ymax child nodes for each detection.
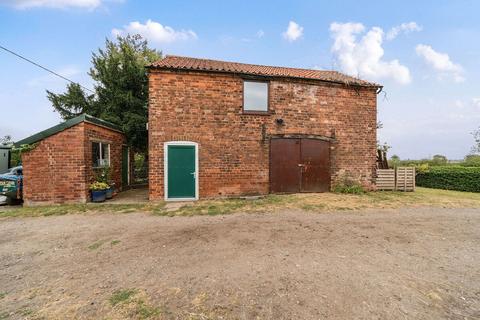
<box><xmin>0</xmin><ymin>166</ymin><xmax>23</xmax><ymax>205</ymax></box>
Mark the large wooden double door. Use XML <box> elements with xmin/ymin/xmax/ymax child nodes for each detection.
<box><xmin>270</xmin><ymin>138</ymin><xmax>330</xmax><ymax>193</ymax></box>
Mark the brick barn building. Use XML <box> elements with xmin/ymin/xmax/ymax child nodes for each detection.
<box><xmin>16</xmin><ymin>114</ymin><xmax>131</xmax><ymax>205</ymax></box>
<box><xmin>148</xmin><ymin>56</ymin><xmax>381</xmax><ymax>201</ymax></box>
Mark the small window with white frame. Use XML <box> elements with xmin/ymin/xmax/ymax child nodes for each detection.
<box><xmin>243</xmin><ymin>80</ymin><xmax>269</xmax><ymax>112</ymax></box>
<box><xmin>92</xmin><ymin>142</ymin><xmax>110</xmax><ymax>167</ymax></box>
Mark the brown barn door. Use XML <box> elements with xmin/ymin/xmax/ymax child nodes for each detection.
<box><xmin>270</xmin><ymin>139</ymin><xmax>301</xmax><ymax>193</ymax></box>
<box><xmin>270</xmin><ymin>138</ymin><xmax>330</xmax><ymax>193</ymax></box>
<box><xmin>300</xmin><ymin>139</ymin><xmax>330</xmax><ymax>192</ymax></box>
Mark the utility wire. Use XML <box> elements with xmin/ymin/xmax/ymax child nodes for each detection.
<box><xmin>0</xmin><ymin>44</ymin><xmax>95</xmax><ymax>93</ymax></box>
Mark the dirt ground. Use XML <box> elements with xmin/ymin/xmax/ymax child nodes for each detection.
<box><xmin>1</xmin><ymin>207</ymin><xmax>479</xmax><ymax>319</ymax></box>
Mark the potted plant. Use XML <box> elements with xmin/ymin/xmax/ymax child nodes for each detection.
<box><xmin>96</xmin><ymin>166</ymin><xmax>115</xmax><ymax>200</ymax></box>
<box><xmin>105</xmin><ymin>182</ymin><xmax>115</xmax><ymax>199</ymax></box>
<box><xmin>90</xmin><ymin>181</ymin><xmax>109</xmax><ymax>202</ymax></box>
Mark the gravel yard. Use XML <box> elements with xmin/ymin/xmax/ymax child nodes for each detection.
<box><xmin>1</xmin><ymin>207</ymin><xmax>479</xmax><ymax>319</ymax></box>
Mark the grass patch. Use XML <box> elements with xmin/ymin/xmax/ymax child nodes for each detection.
<box><xmin>135</xmin><ymin>300</ymin><xmax>161</xmax><ymax>319</ymax></box>
<box><xmin>153</xmin><ymin>194</ymin><xmax>297</xmax><ymax>217</ymax></box>
<box><xmin>108</xmin><ymin>289</ymin><xmax>162</xmax><ymax>319</ymax></box>
<box><xmin>0</xmin><ymin>292</ymin><xmax>5</xmax><ymax>300</ymax></box>
<box><xmin>18</xmin><ymin>308</ymin><xmax>33</xmax><ymax>316</ymax></box>
<box><xmin>2</xmin><ymin>187</ymin><xmax>480</xmax><ymax>219</ymax></box>
<box><xmin>88</xmin><ymin>239</ymin><xmax>108</xmax><ymax>250</ymax></box>
<box><xmin>276</xmin><ymin>187</ymin><xmax>480</xmax><ymax>213</ymax></box>
<box><xmin>301</xmin><ymin>203</ymin><xmax>327</xmax><ymax>211</ymax></box>
<box><xmin>110</xmin><ymin>240</ymin><xmax>121</xmax><ymax>246</ymax></box>
<box><xmin>0</xmin><ymin>202</ymin><xmax>166</xmax><ymax>218</ymax></box>
<box><xmin>109</xmin><ymin>289</ymin><xmax>137</xmax><ymax>306</ymax></box>
<box><xmin>172</xmin><ymin>199</ymin><xmax>246</xmax><ymax>216</ymax></box>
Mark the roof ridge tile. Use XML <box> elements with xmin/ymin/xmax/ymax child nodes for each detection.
<box><xmin>150</xmin><ymin>55</ymin><xmax>381</xmax><ymax>87</ymax></box>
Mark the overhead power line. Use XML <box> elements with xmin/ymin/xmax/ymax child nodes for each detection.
<box><xmin>0</xmin><ymin>44</ymin><xmax>95</xmax><ymax>93</ymax></box>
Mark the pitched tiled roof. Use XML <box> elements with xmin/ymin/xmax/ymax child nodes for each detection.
<box><xmin>149</xmin><ymin>55</ymin><xmax>381</xmax><ymax>87</ymax></box>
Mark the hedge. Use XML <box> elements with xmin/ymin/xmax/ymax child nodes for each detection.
<box><xmin>416</xmin><ymin>166</ymin><xmax>480</xmax><ymax>192</ymax></box>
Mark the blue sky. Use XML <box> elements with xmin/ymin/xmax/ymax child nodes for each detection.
<box><xmin>1</xmin><ymin>0</ymin><xmax>479</xmax><ymax>159</ymax></box>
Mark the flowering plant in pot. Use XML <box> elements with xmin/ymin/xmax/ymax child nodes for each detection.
<box><xmin>106</xmin><ymin>182</ymin><xmax>115</xmax><ymax>199</ymax></box>
<box><xmin>89</xmin><ymin>181</ymin><xmax>109</xmax><ymax>202</ymax></box>
<box><xmin>96</xmin><ymin>166</ymin><xmax>115</xmax><ymax>199</ymax></box>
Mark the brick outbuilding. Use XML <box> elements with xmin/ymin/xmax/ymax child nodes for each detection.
<box><xmin>148</xmin><ymin>56</ymin><xmax>382</xmax><ymax>201</ymax></box>
<box><xmin>16</xmin><ymin>114</ymin><xmax>131</xmax><ymax>205</ymax></box>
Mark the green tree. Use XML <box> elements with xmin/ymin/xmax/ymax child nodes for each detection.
<box><xmin>47</xmin><ymin>35</ymin><xmax>162</xmax><ymax>153</ymax></box>
<box><xmin>431</xmin><ymin>154</ymin><xmax>448</xmax><ymax>166</ymax></box>
<box><xmin>47</xmin><ymin>84</ymin><xmax>95</xmax><ymax>119</ymax></box>
<box><xmin>390</xmin><ymin>154</ymin><xmax>400</xmax><ymax>162</ymax></box>
<box><xmin>388</xmin><ymin>154</ymin><xmax>400</xmax><ymax>168</ymax></box>
<box><xmin>464</xmin><ymin>154</ymin><xmax>480</xmax><ymax>167</ymax></box>
<box><xmin>472</xmin><ymin>128</ymin><xmax>480</xmax><ymax>154</ymax></box>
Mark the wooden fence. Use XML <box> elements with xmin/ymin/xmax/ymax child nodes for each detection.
<box><xmin>376</xmin><ymin>167</ymin><xmax>415</xmax><ymax>191</ymax></box>
<box><xmin>376</xmin><ymin>169</ymin><xmax>396</xmax><ymax>190</ymax></box>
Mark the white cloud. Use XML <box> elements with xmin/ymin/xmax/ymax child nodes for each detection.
<box><xmin>112</xmin><ymin>19</ymin><xmax>197</xmax><ymax>45</ymax></box>
<box><xmin>472</xmin><ymin>98</ymin><xmax>480</xmax><ymax>108</ymax></box>
<box><xmin>241</xmin><ymin>30</ymin><xmax>265</xmax><ymax>42</ymax></box>
<box><xmin>329</xmin><ymin>22</ymin><xmax>411</xmax><ymax>84</ymax></box>
<box><xmin>455</xmin><ymin>98</ymin><xmax>480</xmax><ymax>110</ymax></box>
<box><xmin>454</xmin><ymin>99</ymin><xmax>464</xmax><ymax>108</ymax></box>
<box><xmin>4</xmin><ymin>0</ymin><xmax>105</xmax><ymax>9</ymax></box>
<box><xmin>415</xmin><ymin>44</ymin><xmax>465</xmax><ymax>82</ymax></box>
<box><xmin>282</xmin><ymin>21</ymin><xmax>303</xmax><ymax>42</ymax></box>
<box><xmin>386</xmin><ymin>22</ymin><xmax>422</xmax><ymax>40</ymax></box>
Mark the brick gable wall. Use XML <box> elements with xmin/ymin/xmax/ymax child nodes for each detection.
<box><xmin>22</xmin><ymin>122</ymin><xmax>126</xmax><ymax>205</ymax></box>
<box><xmin>148</xmin><ymin>70</ymin><xmax>377</xmax><ymax>200</ymax></box>
<box><xmin>22</xmin><ymin>123</ymin><xmax>87</xmax><ymax>205</ymax></box>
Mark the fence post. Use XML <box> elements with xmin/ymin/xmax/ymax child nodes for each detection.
<box><xmin>413</xmin><ymin>167</ymin><xmax>416</xmax><ymax>191</ymax></box>
<box><xmin>394</xmin><ymin>166</ymin><xmax>397</xmax><ymax>191</ymax></box>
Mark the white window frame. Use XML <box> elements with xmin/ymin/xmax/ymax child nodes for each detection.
<box><xmin>164</xmin><ymin>141</ymin><xmax>199</xmax><ymax>201</ymax></box>
<box><xmin>93</xmin><ymin>142</ymin><xmax>111</xmax><ymax>168</ymax></box>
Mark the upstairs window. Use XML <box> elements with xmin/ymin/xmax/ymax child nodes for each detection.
<box><xmin>243</xmin><ymin>81</ymin><xmax>269</xmax><ymax>112</ymax></box>
<box><xmin>92</xmin><ymin>142</ymin><xmax>110</xmax><ymax>167</ymax></box>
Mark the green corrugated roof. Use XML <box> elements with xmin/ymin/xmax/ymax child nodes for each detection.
<box><xmin>14</xmin><ymin>114</ymin><xmax>123</xmax><ymax>147</ymax></box>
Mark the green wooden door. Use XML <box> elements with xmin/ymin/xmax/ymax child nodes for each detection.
<box><xmin>122</xmin><ymin>146</ymin><xmax>129</xmax><ymax>188</ymax></box>
<box><xmin>167</xmin><ymin>145</ymin><xmax>196</xmax><ymax>199</ymax></box>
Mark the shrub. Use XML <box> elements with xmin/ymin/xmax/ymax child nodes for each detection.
<box><xmin>133</xmin><ymin>153</ymin><xmax>148</xmax><ymax>183</ymax></box>
<box><xmin>333</xmin><ymin>184</ymin><xmax>365</xmax><ymax>194</ymax></box>
<box><xmin>462</xmin><ymin>155</ymin><xmax>480</xmax><ymax>167</ymax></box>
<box><xmin>416</xmin><ymin>166</ymin><xmax>480</xmax><ymax>192</ymax></box>
<box><xmin>415</xmin><ymin>163</ymin><xmax>430</xmax><ymax>175</ymax></box>
<box><xmin>333</xmin><ymin>175</ymin><xmax>366</xmax><ymax>194</ymax></box>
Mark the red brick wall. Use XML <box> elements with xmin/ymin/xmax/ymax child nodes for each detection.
<box><xmin>22</xmin><ymin>123</ymin><xmax>87</xmax><ymax>205</ymax></box>
<box><xmin>148</xmin><ymin>70</ymin><xmax>377</xmax><ymax>200</ymax></box>
<box><xmin>83</xmin><ymin>122</ymin><xmax>126</xmax><ymax>192</ymax></box>
<box><xmin>22</xmin><ymin>122</ymin><xmax>126</xmax><ymax>205</ymax></box>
